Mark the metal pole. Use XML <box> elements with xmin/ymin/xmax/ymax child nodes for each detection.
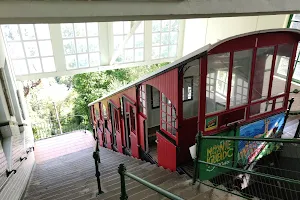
<box><xmin>283</xmin><ymin>98</ymin><xmax>294</xmax><ymax>129</ymax></box>
<box><xmin>118</xmin><ymin>164</ymin><xmax>128</xmax><ymax>200</ymax></box>
<box><xmin>193</xmin><ymin>133</ymin><xmax>202</xmax><ymax>184</ymax></box>
<box><xmin>53</xmin><ymin>101</ymin><xmax>63</xmax><ymax>135</ymax></box>
<box><xmin>93</xmin><ymin>137</ymin><xmax>103</xmax><ymax>195</ymax></box>
<box><xmin>294</xmin><ymin>119</ymin><xmax>300</xmax><ymax>138</ymax></box>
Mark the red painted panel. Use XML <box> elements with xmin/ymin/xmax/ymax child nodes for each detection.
<box><xmin>97</xmin><ymin>126</ymin><xmax>104</xmax><ymax>146</ymax></box>
<box><xmin>157</xmin><ymin>132</ymin><xmax>177</xmax><ymax>171</ymax></box>
<box><xmin>218</xmin><ymin>108</ymin><xmax>246</xmax><ymax>127</ymax></box>
<box><xmin>126</xmin><ymin>101</ymin><xmax>139</xmax><ymax>158</ymax></box>
<box><xmin>137</xmin><ymin>113</ymin><xmax>146</xmax><ymax>151</ymax></box>
<box><xmin>105</xmin><ymin>128</ymin><xmax>112</xmax><ymax>149</ymax></box>
<box><xmin>116</xmin><ymin>109</ymin><xmax>123</xmax><ymax>153</ymax></box>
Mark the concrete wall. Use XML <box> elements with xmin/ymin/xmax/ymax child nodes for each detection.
<box><xmin>183</xmin><ymin>15</ymin><xmax>289</xmax><ymax>56</ymax></box>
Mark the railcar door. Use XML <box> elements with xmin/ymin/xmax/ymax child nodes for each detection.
<box><xmin>112</xmin><ymin>105</ymin><xmax>123</xmax><ymax>153</ymax></box>
<box><xmin>156</xmin><ymin>132</ymin><xmax>177</xmax><ymax>171</ymax></box>
<box><xmin>126</xmin><ymin>101</ymin><xmax>139</xmax><ymax>158</ymax></box>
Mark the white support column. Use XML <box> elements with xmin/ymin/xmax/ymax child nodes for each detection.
<box><xmin>177</xmin><ymin>20</ymin><xmax>185</xmax><ymax>59</ymax></box>
<box><xmin>99</xmin><ymin>22</ymin><xmax>110</xmax><ymax>66</ymax></box>
<box><xmin>144</xmin><ymin>21</ymin><xmax>152</xmax><ymax>62</ymax></box>
<box><xmin>1</xmin><ymin>135</ymin><xmax>12</xmax><ymax>171</ymax></box>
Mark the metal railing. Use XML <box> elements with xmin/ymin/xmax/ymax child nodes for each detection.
<box><xmin>118</xmin><ymin>163</ymin><xmax>184</xmax><ymax>200</ymax></box>
<box><xmin>93</xmin><ymin>136</ymin><xmax>103</xmax><ymax>195</ymax></box>
<box><xmin>193</xmin><ymin>131</ymin><xmax>300</xmax><ymax>200</ymax></box>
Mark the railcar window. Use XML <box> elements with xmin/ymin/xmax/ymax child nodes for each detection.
<box><xmin>183</xmin><ymin>77</ymin><xmax>193</xmax><ymax>101</ymax></box>
<box><xmin>206</xmin><ymin>53</ymin><xmax>230</xmax><ymax>114</ymax></box>
<box><xmin>272</xmin><ymin>44</ymin><xmax>293</xmax><ymax>96</ymax></box>
<box><xmin>114</xmin><ymin>109</ymin><xmax>120</xmax><ymax>131</ymax></box>
<box><xmin>139</xmin><ymin>85</ymin><xmax>147</xmax><ymax>115</ymax></box>
<box><xmin>161</xmin><ymin>93</ymin><xmax>177</xmax><ymax>136</ymax></box>
<box><xmin>151</xmin><ymin>87</ymin><xmax>160</xmax><ymax>108</ymax></box>
<box><xmin>230</xmin><ymin>49</ymin><xmax>252</xmax><ymax>108</ymax></box>
<box><xmin>102</xmin><ymin>104</ymin><xmax>107</xmax><ymax>119</ymax></box>
<box><xmin>129</xmin><ymin>106</ymin><xmax>136</xmax><ymax>132</ymax></box>
<box><xmin>251</xmin><ymin>46</ymin><xmax>274</xmax><ymax>102</ymax></box>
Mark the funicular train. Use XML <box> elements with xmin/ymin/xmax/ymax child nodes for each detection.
<box><xmin>89</xmin><ymin>29</ymin><xmax>300</xmax><ymax>174</ymax></box>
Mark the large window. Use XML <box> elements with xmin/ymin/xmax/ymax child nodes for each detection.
<box><xmin>60</xmin><ymin>23</ymin><xmax>100</xmax><ymax>69</ymax></box>
<box><xmin>183</xmin><ymin>77</ymin><xmax>193</xmax><ymax>101</ymax></box>
<box><xmin>139</xmin><ymin>85</ymin><xmax>147</xmax><ymax>115</ymax></box>
<box><xmin>152</xmin><ymin>20</ymin><xmax>179</xmax><ymax>59</ymax></box>
<box><xmin>2</xmin><ymin>24</ymin><xmax>55</xmax><ymax>75</ymax></box>
<box><xmin>151</xmin><ymin>87</ymin><xmax>160</xmax><ymax>109</ymax></box>
<box><xmin>161</xmin><ymin>93</ymin><xmax>177</xmax><ymax>136</ymax></box>
<box><xmin>113</xmin><ymin>21</ymin><xmax>144</xmax><ymax>63</ymax></box>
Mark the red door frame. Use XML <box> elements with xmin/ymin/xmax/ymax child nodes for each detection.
<box><xmin>199</xmin><ymin>32</ymin><xmax>299</xmax><ymax>135</ymax></box>
<box><xmin>108</xmin><ymin>100</ymin><xmax>123</xmax><ymax>153</ymax></box>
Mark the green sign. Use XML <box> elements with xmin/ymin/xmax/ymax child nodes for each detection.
<box><xmin>199</xmin><ymin>130</ymin><xmax>238</xmax><ymax>180</ymax></box>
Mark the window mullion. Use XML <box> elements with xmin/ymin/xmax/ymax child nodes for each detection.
<box><xmin>49</xmin><ymin>24</ymin><xmax>66</xmax><ymax>72</ymax></box>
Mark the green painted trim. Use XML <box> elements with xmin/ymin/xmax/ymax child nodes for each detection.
<box><xmin>198</xmin><ymin>160</ymin><xmax>300</xmax><ymax>185</ymax></box>
<box><xmin>202</xmin><ymin>136</ymin><xmax>300</xmax><ymax>143</ymax></box>
<box><xmin>287</xmin><ymin>14</ymin><xmax>294</xmax><ymax>28</ymax></box>
<box><xmin>124</xmin><ymin>172</ymin><xmax>184</xmax><ymax>200</ymax></box>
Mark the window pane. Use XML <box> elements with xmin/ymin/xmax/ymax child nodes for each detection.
<box><xmin>125</xmin><ymin>36</ymin><xmax>133</xmax><ymax>48</ymax></box>
<box><xmin>206</xmin><ymin>53</ymin><xmax>230</xmax><ymax>114</ymax></box>
<box><xmin>230</xmin><ymin>49</ymin><xmax>252</xmax><ymax>108</ymax></box>
<box><xmin>87</xmin><ymin>22</ymin><xmax>98</xmax><ymax>37</ymax></box>
<box><xmin>35</xmin><ymin>24</ymin><xmax>50</xmax><ymax>40</ymax></box>
<box><xmin>76</xmin><ymin>38</ymin><xmax>88</xmax><ymax>53</ymax></box>
<box><xmin>135</xmin><ymin>49</ymin><xmax>144</xmax><ymax>62</ymax></box>
<box><xmin>272</xmin><ymin>44</ymin><xmax>293</xmax><ymax>96</ymax></box>
<box><xmin>124</xmin><ymin>49</ymin><xmax>134</xmax><ymax>62</ymax></box>
<box><xmin>124</xmin><ymin>22</ymin><xmax>131</xmax><ymax>34</ymax></box>
<box><xmin>275</xmin><ymin>97</ymin><xmax>284</xmax><ymax>110</ymax></box>
<box><xmin>19</xmin><ymin>24</ymin><xmax>36</xmax><ymax>40</ymax></box>
<box><xmin>24</xmin><ymin>41</ymin><xmax>39</xmax><ymax>57</ymax></box>
<box><xmin>89</xmin><ymin>53</ymin><xmax>100</xmax><ymax>67</ymax></box>
<box><xmin>160</xmin><ymin>46</ymin><xmax>168</xmax><ymax>58</ymax></box>
<box><xmin>169</xmin><ymin>32</ymin><xmax>178</xmax><ymax>45</ymax></box>
<box><xmin>134</xmin><ymin>34</ymin><xmax>144</xmax><ymax>48</ymax></box>
<box><xmin>152</xmin><ymin>33</ymin><xmax>160</xmax><ymax>46</ymax></box>
<box><xmin>251</xmin><ymin>46</ymin><xmax>274</xmax><ymax>101</ymax></box>
<box><xmin>136</xmin><ymin>22</ymin><xmax>144</xmax><ymax>33</ymax></box>
<box><xmin>2</xmin><ymin>25</ymin><xmax>21</xmax><ymax>41</ymax></box>
<box><xmin>88</xmin><ymin>38</ymin><xmax>99</xmax><ymax>52</ymax></box>
<box><xmin>61</xmin><ymin>23</ymin><xmax>74</xmax><ymax>38</ymax></box>
<box><xmin>63</xmin><ymin>39</ymin><xmax>76</xmax><ymax>54</ymax></box>
<box><xmin>78</xmin><ymin>54</ymin><xmax>89</xmax><ymax>68</ymax></box>
<box><xmin>8</xmin><ymin>42</ymin><xmax>25</xmax><ymax>59</ymax></box>
<box><xmin>12</xmin><ymin>60</ymin><xmax>28</xmax><ymax>75</ymax></box>
<box><xmin>161</xmin><ymin>33</ymin><xmax>169</xmax><ymax>45</ymax></box>
<box><xmin>290</xmin><ymin>22</ymin><xmax>300</xmax><ymax>30</ymax></box>
<box><xmin>293</xmin><ymin>62</ymin><xmax>300</xmax><ymax>80</ymax></box>
<box><xmin>169</xmin><ymin>45</ymin><xmax>177</xmax><ymax>57</ymax></box>
<box><xmin>152</xmin><ymin>21</ymin><xmax>161</xmax><ymax>32</ymax></box>
<box><xmin>293</xmin><ymin>14</ymin><xmax>300</xmax><ymax>21</ymax></box>
<box><xmin>152</xmin><ymin>47</ymin><xmax>159</xmax><ymax>59</ymax></box>
<box><xmin>39</xmin><ymin>41</ymin><xmax>53</xmax><ymax>56</ymax></box>
<box><xmin>114</xmin><ymin>35</ymin><xmax>123</xmax><ymax>50</ymax></box>
<box><xmin>74</xmin><ymin>23</ymin><xmax>86</xmax><ymax>37</ymax></box>
<box><xmin>170</xmin><ymin>20</ymin><xmax>179</xmax><ymax>31</ymax></box>
<box><xmin>42</xmin><ymin>57</ymin><xmax>56</xmax><ymax>72</ymax></box>
<box><xmin>113</xmin><ymin>22</ymin><xmax>123</xmax><ymax>35</ymax></box>
<box><xmin>28</xmin><ymin>58</ymin><xmax>42</xmax><ymax>73</ymax></box>
<box><xmin>65</xmin><ymin>55</ymin><xmax>77</xmax><ymax>69</ymax></box>
<box><xmin>161</xmin><ymin>20</ymin><xmax>170</xmax><ymax>32</ymax></box>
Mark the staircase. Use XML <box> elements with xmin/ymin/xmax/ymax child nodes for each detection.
<box><xmin>23</xmin><ymin>140</ymin><xmax>246</xmax><ymax>200</ymax></box>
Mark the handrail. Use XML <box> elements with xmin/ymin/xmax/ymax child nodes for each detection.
<box><xmin>118</xmin><ymin>164</ymin><xmax>184</xmax><ymax>200</ymax></box>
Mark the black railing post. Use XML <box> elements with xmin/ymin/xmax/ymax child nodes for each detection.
<box><xmin>93</xmin><ymin>137</ymin><xmax>103</xmax><ymax>195</ymax></box>
<box><xmin>118</xmin><ymin>164</ymin><xmax>128</xmax><ymax>200</ymax></box>
<box><xmin>193</xmin><ymin>132</ymin><xmax>202</xmax><ymax>184</ymax></box>
<box><xmin>294</xmin><ymin>120</ymin><xmax>300</xmax><ymax>138</ymax></box>
<box><xmin>283</xmin><ymin>98</ymin><xmax>294</xmax><ymax>128</ymax></box>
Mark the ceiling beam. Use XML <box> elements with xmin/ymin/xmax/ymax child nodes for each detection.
<box><xmin>110</xmin><ymin>21</ymin><xmax>141</xmax><ymax>65</ymax></box>
<box><xmin>0</xmin><ymin>1</ymin><xmax>299</xmax><ymax>24</ymax></box>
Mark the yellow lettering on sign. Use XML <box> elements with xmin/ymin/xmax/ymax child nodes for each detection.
<box><xmin>206</xmin><ymin>140</ymin><xmax>233</xmax><ymax>165</ymax></box>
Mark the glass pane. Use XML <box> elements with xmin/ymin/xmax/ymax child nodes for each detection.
<box><xmin>169</xmin><ymin>32</ymin><xmax>178</xmax><ymax>45</ymax></box>
<box><xmin>28</xmin><ymin>58</ymin><xmax>42</xmax><ymax>73</ymax></box>
<box><xmin>250</xmin><ymin>101</ymin><xmax>272</xmax><ymax>116</ymax></box>
<box><xmin>290</xmin><ymin>22</ymin><xmax>300</xmax><ymax>30</ymax></box>
<box><xmin>251</xmin><ymin>46</ymin><xmax>274</xmax><ymax>101</ymax></box>
<box><xmin>89</xmin><ymin>53</ymin><xmax>100</xmax><ymax>67</ymax></box>
<box><xmin>2</xmin><ymin>25</ymin><xmax>21</xmax><ymax>41</ymax></box>
<box><xmin>19</xmin><ymin>24</ymin><xmax>36</xmax><ymax>40</ymax></box>
<box><xmin>78</xmin><ymin>54</ymin><xmax>89</xmax><ymax>68</ymax></box>
<box><xmin>12</xmin><ymin>60</ymin><xmax>28</xmax><ymax>75</ymax></box>
<box><xmin>65</xmin><ymin>55</ymin><xmax>77</xmax><ymax>69</ymax></box>
<box><xmin>74</xmin><ymin>23</ymin><xmax>86</xmax><ymax>37</ymax></box>
<box><xmin>134</xmin><ymin>34</ymin><xmax>144</xmax><ymax>48</ymax></box>
<box><xmin>275</xmin><ymin>97</ymin><xmax>284</xmax><ymax>110</ymax></box>
<box><xmin>161</xmin><ymin>20</ymin><xmax>170</xmax><ymax>32</ymax></box>
<box><xmin>61</xmin><ymin>23</ymin><xmax>74</xmax><ymax>38</ymax></box>
<box><xmin>230</xmin><ymin>49</ymin><xmax>252</xmax><ymax>108</ymax></box>
<box><xmin>293</xmin><ymin>14</ymin><xmax>300</xmax><ymax>21</ymax></box>
<box><xmin>135</xmin><ymin>49</ymin><xmax>144</xmax><ymax>62</ymax></box>
<box><xmin>272</xmin><ymin>44</ymin><xmax>293</xmax><ymax>96</ymax></box>
<box><xmin>169</xmin><ymin>45</ymin><xmax>177</xmax><ymax>57</ymax></box>
<box><xmin>152</xmin><ymin>47</ymin><xmax>159</xmax><ymax>59</ymax></box>
<box><xmin>170</xmin><ymin>20</ymin><xmax>179</xmax><ymax>31</ymax></box>
<box><xmin>114</xmin><ymin>35</ymin><xmax>123</xmax><ymax>50</ymax></box>
<box><xmin>87</xmin><ymin>22</ymin><xmax>98</xmax><ymax>37</ymax></box>
<box><xmin>161</xmin><ymin>32</ymin><xmax>169</xmax><ymax>45</ymax></box>
<box><xmin>124</xmin><ymin>49</ymin><xmax>134</xmax><ymax>62</ymax></box>
<box><xmin>63</xmin><ymin>39</ymin><xmax>76</xmax><ymax>54</ymax></box>
<box><xmin>136</xmin><ymin>22</ymin><xmax>144</xmax><ymax>33</ymax></box>
<box><xmin>152</xmin><ymin>21</ymin><xmax>161</xmax><ymax>32</ymax></box>
<box><xmin>124</xmin><ymin>22</ymin><xmax>131</xmax><ymax>34</ymax></box>
<box><xmin>293</xmin><ymin>62</ymin><xmax>300</xmax><ymax>81</ymax></box>
<box><xmin>113</xmin><ymin>22</ymin><xmax>123</xmax><ymax>35</ymax></box>
<box><xmin>125</xmin><ymin>36</ymin><xmax>133</xmax><ymax>48</ymax></box>
<box><xmin>206</xmin><ymin>53</ymin><xmax>230</xmax><ymax>114</ymax></box>
<box><xmin>35</xmin><ymin>24</ymin><xmax>50</xmax><ymax>40</ymax></box>
<box><xmin>8</xmin><ymin>42</ymin><xmax>25</xmax><ymax>59</ymax></box>
<box><xmin>42</xmin><ymin>57</ymin><xmax>56</xmax><ymax>72</ymax></box>
<box><xmin>116</xmin><ymin>53</ymin><xmax>124</xmax><ymax>63</ymax></box>
<box><xmin>38</xmin><ymin>41</ymin><xmax>53</xmax><ymax>56</ymax></box>
<box><xmin>76</xmin><ymin>38</ymin><xmax>88</xmax><ymax>53</ymax></box>
<box><xmin>24</xmin><ymin>41</ymin><xmax>39</xmax><ymax>57</ymax></box>
<box><xmin>88</xmin><ymin>37</ymin><xmax>99</xmax><ymax>52</ymax></box>
<box><xmin>160</xmin><ymin>46</ymin><xmax>168</xmax><ymax>58</ymax></box>
<box><xmin>152</xmin><ymin>33</ymin><xmax>160</xmax><ymax>46</ymax></box>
